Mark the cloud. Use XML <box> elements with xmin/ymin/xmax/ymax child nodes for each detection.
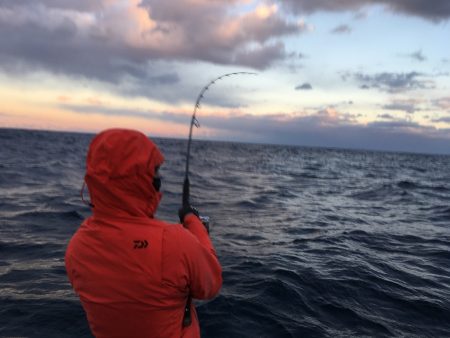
<box><xmin>432</xmin><ymin>116</ymin><xmax>450</xmax><ymax>123</ymax></box>
<box><xmin>382</xmin><ymin>99</ymin><xmax>422</xmax><ymax>114</ymax></box>
<box><xmin>382</xmin><ymin>103</ymin><xmax>415</xmax><ymax>114</ymax></box>
<box><xmin>233</xmin><ymin>42</ymin><xmax>288</xmax><ymax>69</ymax></box>
<box><xmin>353</xmin><ymin>11</ymin><xmax>368</xmax><ymax>20</ymax></box>
<box><xmin>203</xmin><ymin>109</ymin><xmax>450</xmax><ymax>154</ymax></box>
<box><xmin>408</xmin><ymin>50</ymin><xmax>427</xmax><ymax>62</ymax></box>
<box><xmin>0</xmin><ymin>0</ymin><xmax>94</xmax><ymax>11</ymax></box>
<box><xmin>215</xmin><ymin>110</ymin><xmax>450</xmax><ymax>154</ymax></box>
<box><xmin>432</xmin><ymin>97</ymin><xmax>450</xmax><ymax>111</ymax></box>
<box><xmin>400</xmin><ymin>50</ymin><xmax>427</xmax><ymax>62</ymax></box>
<box><xmin>0</xmin><ymin>0</ymin><xmax>307</xmax><ymax>86</ymax></box>
<box><xmin>352</xmin><ymin>71</ymin><xmax>434</xmax><ymax>92</ymax></box>
<box><xmin>295</xmin><ymin>82</ymin><xmax>313</xmax><ymax>90</ymax></box>
<box><xmin>331</xmin><ymin>24</ymin><xmax>352</xmax><ymax>34</ymax></box>
<box><xmin>279</xmin><ymin>0</ymin><xmax>450</xmax><ymax>22</ymax></box>
<box><xmin>137</xmin><ymin>1</ymin><xmax>307</xmax><ymax>68</ymax></box>
<box><xmin>377</xmin><ymin>113</ymin><xmax>395</xmax><ymax>119</ymax></box>
<box><xmin>60</xmin><ymin>103</ymin><xmax>190</xmax><ymax>125</ymax></box>
<box><xmin>367</xmin><ymin>120</ymin><xmax>427</xmax><ymax>130</ymax></box>
<box><xmin>61</xmin><ymin>103</ymin><xmax>450</xmax><ymax>153</ymax></box>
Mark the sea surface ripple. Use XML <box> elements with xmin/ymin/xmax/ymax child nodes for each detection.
<box><xmin>1</xmin><ymin>129</ymin><xmax>450</xmax><ymax>337</ymax></box>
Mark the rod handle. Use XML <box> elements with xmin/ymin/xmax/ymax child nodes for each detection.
<box><xmin>183</xmin><ymin>177</ymin><xmax>190</xmax><ymax>206</ymax></box>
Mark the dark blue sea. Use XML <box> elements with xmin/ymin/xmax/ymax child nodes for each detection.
<box><xmin>1</xmin><ymin>128</ymin><xmax>450</xmax><ymax>337</ymax></box>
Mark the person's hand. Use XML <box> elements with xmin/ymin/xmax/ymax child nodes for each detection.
<box><xmin>178</xmin><ymin>204</ymin><xmax>200</xmax><ymax>224</ymax></box>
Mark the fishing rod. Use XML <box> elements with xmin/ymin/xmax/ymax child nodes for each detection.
<box><xmin>181</xmin><ymin>72</ymin><xmax>256</xmax><ymax>328</ymax></box>
<box><xmin>182</xmin><ymin>72</ymin><xmax>257</xmax><ymax>207</ymax></box>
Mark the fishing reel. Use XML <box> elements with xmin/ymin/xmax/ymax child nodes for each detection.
<box><xmin>199</xmin><ymin>215</ymin><xmax>210</xmax><ymax>233</ymax></box>
<box><xmin>179</xmin><ymin>201</ymin><xmax>210</xmax><ymax>233</ymax></box>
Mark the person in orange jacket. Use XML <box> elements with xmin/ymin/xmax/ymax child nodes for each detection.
<box><xmin>65</xmin><ymin>129</ymin><xmax>222</xmax><ymax>338</ymax></box>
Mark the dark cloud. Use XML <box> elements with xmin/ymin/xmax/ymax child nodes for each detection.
<box><xmin>432</xmin><ymin>97</ymin><xmax>450</xmax><ymax>111</ymax></box>
<box><xmin>138</xmin><ymin>0</ymin><xmax>306</xmax><ymax>68</ymax></box>
<box><xmin>62</xmin><ymin>104</ymin><xmax>160</xmax><ymax>120</ymax></box>
<box><xmin>0</xmin><ymin>16</ymin><xmax>181</xmax><ymax>96</ymax></box>
<box><xmin>400</xmin><ymin>50</ymin><xmax>427</xmax><ymax>62</ymax></box>
<box><xmin>150</xmin><ymin>73</ymin><xmax>180</xmax><ymax>85</ymax></box>
<box><xmin>204</xmin><ymin>111</ymin><xmax>450</xmax><ymax>154</ymax></box>
<box><xmin>286</xmin><ymin>52</ymin><xmax>307</xmax><ymax>60</ymax></box>
<box><xmin>382</xmin><ymin>100</ymin><xmax>420</xmax><ymax>114</ymax></box>
<box><xmin>378</xmin><ymin>113</ymin><xmax>395</xmax><ymax>119</ymax></box>
<box><xmin>353</xmin><ymin>11</ymin><xmax>368</xmax><ymax>20</ymax></box>
<box><xmin>0</xmin><ymin>0</ymin><xmax>307</xmax><ymax>88</ymax></box>
<box><xmin>331</xmin><ymin>24</ymin><xmax>352</xmax><ymax>34</ymax></box>
<box><xmin>353</xmin><ymin>71</ymin><xmax>433</xmax><ymax>92</ymax></box>
<box><xmin>61</xmin><ymin>104</ymin><xmax>194</xmax><ymax>126</ymax></box>
<box><xmin>295</xmin><ymin>83</ymin><xmax>313</xmax><ymax>90</ymax></box>
<box><xmin>0</xmin><ymin>18</ymin><xmax>151</xmax><ymax>83</ymax></box>
<box><xmin>432</xmin><ymin>116</ymin><xmax>450</xmax><ymax>123</ymax></box>
<box><xmin>233</xmin><ymin>42</ymin><xmax>287</xmax><ymax>69</ymax></box>
<box><xmin>62</xmin><ymin>104</ymin><xmax>450</xmax><ymax>154</ymax></box>
<box><xmin>382</xmin><ymin>104</ymin><xmax>414</xmax><ymax>114</ymax></box>
<box><xmin>0</xmin><ymin>0</ymin><xmax>104</xmax><ymax>11</ymax></box>
<box><xmin>279</xmin><ymin>0</ymin><xmax>450</xmax><ymax>22</ymax></box>
<box><xmin>367</xmin><ymin>120</ymin><xmax>425</xmax><ymax>129</ymax></box>
<box><xmin>408</xmin><ymin>50</ymin><xmax>426</xmax><ymax>62</ymax></box>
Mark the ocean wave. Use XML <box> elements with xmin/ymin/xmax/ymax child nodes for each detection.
<box><xmin>1</xmin><ymin>129</ymin><xmax>450</xmax><ymax>337</ymax></box>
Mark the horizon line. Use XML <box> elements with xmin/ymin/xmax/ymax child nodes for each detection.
<box><xmin>1</xmin><ymin>126</ymin><xmax>449</xmax><ymax>157</ymax></box>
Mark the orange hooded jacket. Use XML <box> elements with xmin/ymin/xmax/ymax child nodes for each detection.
<box><xmin>65</xmin><ymin>129</ymin><xmax>222</xmax><ymax>338</ymax></box>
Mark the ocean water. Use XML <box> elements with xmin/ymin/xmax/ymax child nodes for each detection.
<box><xmin>1</xmin><ymin>128</ymin><xmax>450</xmax><ymax>338</ymax></box>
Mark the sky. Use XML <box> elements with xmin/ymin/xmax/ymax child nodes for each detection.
<box><xmin>0</xmin><ymin>0</ymin><xmax>449</xmax><ymax>154</ymax></box>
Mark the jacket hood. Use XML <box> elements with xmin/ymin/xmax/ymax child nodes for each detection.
<box><xmin>85</xmin><ymin>129</ymin><xmax>164</xmax><ymax>218</ymax></box>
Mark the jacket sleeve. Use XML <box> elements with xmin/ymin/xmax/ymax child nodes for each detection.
<box><xmin>181</xmin><ymin>214</ymin><xmax>222</xmax><ymax>300</ymax></box>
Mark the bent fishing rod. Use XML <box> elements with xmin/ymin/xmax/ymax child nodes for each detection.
<box><xmin>181</xmin><ymin>72</ymin><xmax>256</xmax><ymax>328</ymax></box>
<box><xmin>182</xmin><ymin>72</ymin><xmax>257</xmax><ymax>206</ymax></box>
